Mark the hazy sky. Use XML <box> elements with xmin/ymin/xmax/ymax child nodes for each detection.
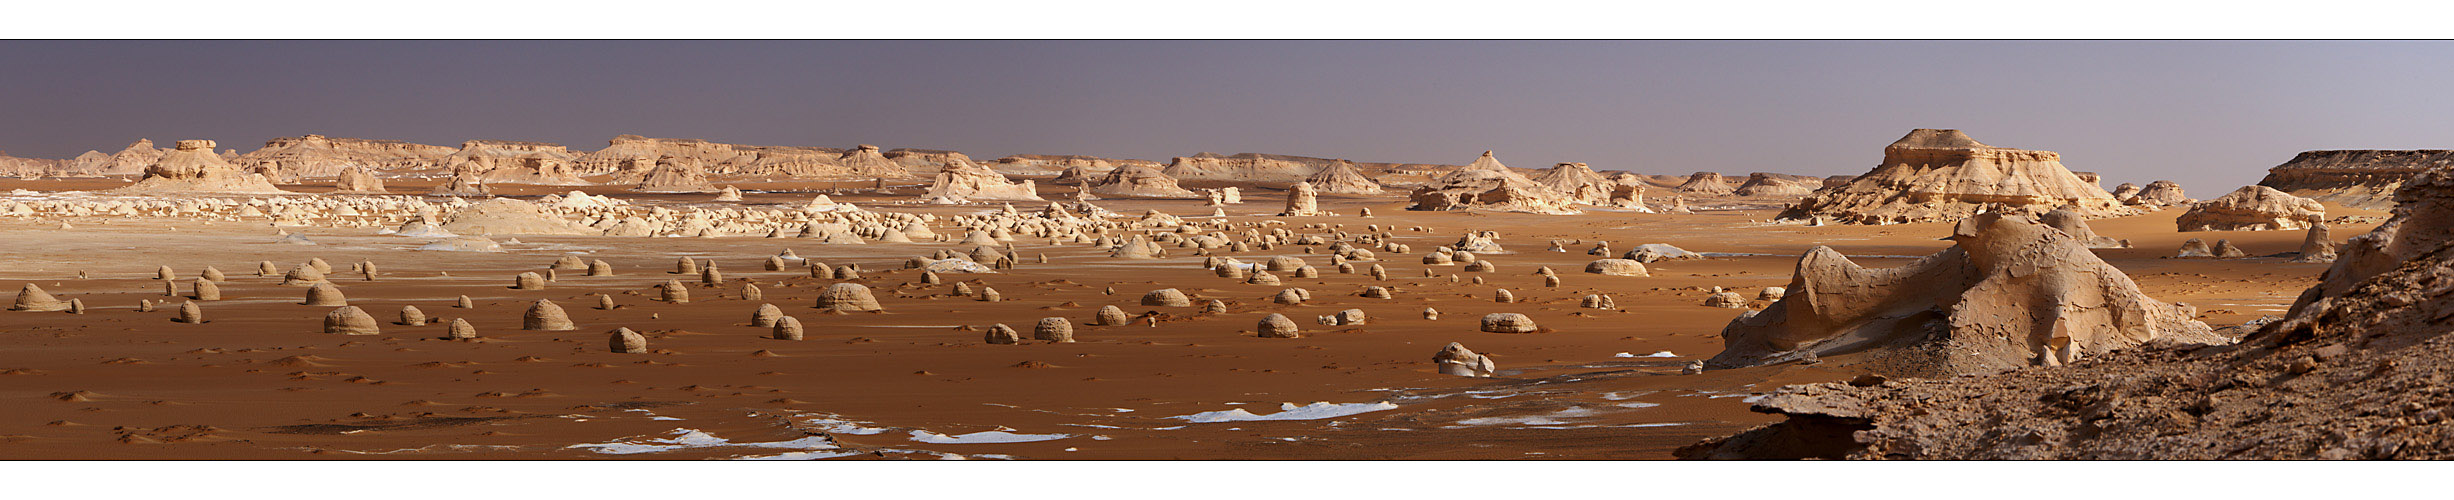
<box><xmin>4</xmin><ymin>40</ymin><xmax>2450</xmax><ymax>190</ymax></box>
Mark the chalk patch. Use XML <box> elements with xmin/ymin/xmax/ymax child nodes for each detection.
<box><xmin>1170</xmin><ymin>402</ymin><xmax>1399</xmax><ymax>423</ymax></box>
<box><xmin>907</xmin><ymin>430</ymin><xmax>1072</xmax><ymax>444</ymax></box>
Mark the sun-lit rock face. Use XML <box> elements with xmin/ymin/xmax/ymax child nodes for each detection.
<box><xmin>2175</xmin><ymin>185</ymin><xmax>2326</xmax><ymax>232</ymax></box>
<box><xmin>1163</xmin><ymin>152</ymin><xmax>1329</xmax><ymax>183</ymax></box>
<box><xmin>1306</xmin><ymin>160</ymin><xmax>1385</xmax><ymax>195</ymax></box>
<box><xmin>1089</xmin><ymin>164</ymin><xmax>1200</xmax><ymax>198</ymax></box>
<box><xmin>2255</xmin><ymin>149</ymin><xmax>2454</xmax><ymax>210</ymax></box>
<box><xmin>1733</xmin><ymin>172</ymin><xmax>1818</xmax><ymax>197</ymax></box>
<box><xmin>630</xmin><ymin>156</ymin><xmax>720</xmax><ymax>193</ymax></box>
<box><xmin>114</xmin><ymin>140</ymin><xmax>292</xmax><ymax>194</ymax></box>
<box><xmin>1778</xmin><ymin>129</ymin><xmax>2129</xmax><ymax>225</ymax></box>
<box><xmin>232</xmin><ymin>134</ymin><xmax>453</xmax><ymax>180</ymax></box>
<box><xmin>1406</xmin><ymin>151</ymin><xmax>1581</xmax><ymax>215</ymax></box>
<box><xmin>923</xmin><ymin>158</ymin><xmax>1043</xmax><ymax>202</ymax></box>
<box><xmin>1709</xmin><ymin>212</ymin><xmax>2218</xmax><ymax>378</ymax></box>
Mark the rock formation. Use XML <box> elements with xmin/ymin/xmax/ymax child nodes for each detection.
<box><xmin>1680</xmin><ymin>161</ymin><xmax>2454</xmax><ymax>460</ymax></box>
<box><xmin>631</xmin><ymin>156</ymin><xmax>719</xmax><ymax>193</ymax></box>
<box><xmin>1280</xmin><ymin>182</ymin><xmax>1323</xmax><ymax>216</ymax></box>
<box><xmin>232</xmin><ymin>134</ymin><xmax>450</xmax><ymax>180</ymax></box>
<box><xmin>2125</xmin><ymin>180</ymin><xmax>2189</xmax><ymax>207</ymax></box>
<box><xmin>1676</xmin><ymin>172</ymin><xmax>1736</xmax><ymax>195</ymax></box>
<box><xmin>922</xmin><ymin>158</ymin><xmax>1043</xmax><ymax>202</ymax></box>
<box><xmin>1088</xmin><ymin>164</ymin><xmax>1199</xmax><ymax>198</ymax></box>
<box><xmin>1434</xmin><ymin>343</ymin><xmax>1497</xmax><ymax>377</ymax></box>
<box><xmin>1777</xmin><ymin>129</ymin><xmax>2128</xmax><ymax>224</ymax></box>
<box><xmin>1708</xmin><ymin>212</ymin><xmax>2220</xmax><ymax>378</ymax></box>
<box><xmin>2255</xmin><ymin>149</ymin><xmax>2453</xmax><ymax>210</ymax></box>
<box><xmin>2291</xmin><ymin>223</ymin><xmax>2338</xmax><ymax>263</ymax></box>
<box><xmin>1163</xmin><ymin>153</ymin><xmax>1324</xmax><ymax>183</ymax></box>
<box><xmin>330</xmin><ymin>165</ymin><xmax>388</xmax><ymax>194</ymax></box>
<box><xmin>1408</xmin><ymin>151</ymin><xmax>1580</xmax><ymax>215</ymax></box>
<box><xmin>439</xmin><ymin>198</ymin><xmax>591</xmax><ymax>235</ymax></box>
<box><xmin>114</xmin><ymin>140</ymin><xmax>292</xmax><ymax>194</ymax></box>
<box><xmin>1732</xmin><ymin>172</ymin><xmax>1818</xmax><ymax>197</ymax></box>
<box><xmin>2175</xmin><ymin>185</ymin><xmax>2326</xmax><ymax>232</ymax></box>
<box><xmin>1304</xmin><ymin>160</ymin><xmax>1385</xmax><ymax>195</ymax></box>
<box><xmin>2039</xmin><ymin>205</ymin><xmax>2130</xmax><ymax>249</ymax></box>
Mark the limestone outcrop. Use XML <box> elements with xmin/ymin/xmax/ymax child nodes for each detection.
<box><xmin>630</xmin><ymin>156</ymin><xmax>720</xmax><ymax>193</ymax></box>
<box><xmin>330</xmin><ymin>165</ymin><xmax>389</xmax><ymax>194</ymax></box>
<box><xmin>1088</xmin><ymin>164</ymin><xmax>1199</xmax><ymax>198</ymax></box>
<box><xmin>922</xmin><ymin>158</ymin><xmax>1043</xmax><ymax>202</ymax></box>
<box><xmin>1305</xmin><ymin>160</ymin><xmax>1385</xmax><ymax>195</ymax></box>
<box><xmin>2175</xmin><ymin>185</ymin><xmax>2325</xmax><ymax>232</ymax></box>
<box><xmin>1733</xmin><ymin>172</ymin><xmax>1818</xmax><ymax>197</ymax></box>
<box><xmin>1407</xmin><ymin>151</ymin><xmax>1580</xmax><ymax>215</ymax></box>
<box><xmin>114</xmin><ymin>140</ymin><xmax>292</xmax><ymax>194</ymax></box>
<box><xmin>2255</xmin><ymin>149</ymin><xmax>2453</xmax><ymax>210</ymax></box>
<box><xmin>1708</xmin><ymin>212</ymin><xmax>2218</xmax><ymax>378</ymax></box>
<box><xmin>1679</xmin><ymin>162</ymin><xmax>2454</xmax><ymax>460</ymax></box>
<box><xmin>1162</xmin><ymin>153</ymin><xmax>1325</xmax><ymax>183</ymax></box>
<box><xmin>2124</xmin><ymin>180</ymin><xmax>2189</xmax><ymax>207</ymax></box>
<box><xmin>232</xmin><ymin>134</ymin><xmax>451</xmax><ymax>180</ymax></box>
<box><xmin>1677</xmin><ymin>171</ymin><xmax>1736</xmax><ymax>195</ymax></box>
<box><xmin>439</xmin><ymin>198</ymin><xmax>590</xmax><ymax>236</ymax></box>
<box><xmin>1777</xmin><ymin>129</ymin><xmax>2129</xmax><ymax>224</ymax></box>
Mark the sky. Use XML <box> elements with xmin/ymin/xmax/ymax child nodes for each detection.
<box><xmin>4</xmin><ymin>40</ymin><xmax>2452</xmax><ymax>191</ymax></box>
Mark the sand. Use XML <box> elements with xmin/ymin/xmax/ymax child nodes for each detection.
<box><xmin>0</xmin><ymin>177</ymin><xmax>2381</xmax><ymax>460</ymax></box>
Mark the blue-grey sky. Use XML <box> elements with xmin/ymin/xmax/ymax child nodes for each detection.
<box><xmin>4</xmin><ymin>40</ymin><xmax>2450</xmax><ymax>191</ymax></box>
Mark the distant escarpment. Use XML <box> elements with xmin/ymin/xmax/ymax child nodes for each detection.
<box><xmin>2256</xmin><ymin>149</ymin><xmax>2454</xmax><ymax>210</ymax></box>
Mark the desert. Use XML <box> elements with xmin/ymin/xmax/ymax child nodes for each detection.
<box><xmin>0</xmin><ymin>125</ymin><xmax>2417</xmax><ymax>461</ymax></box>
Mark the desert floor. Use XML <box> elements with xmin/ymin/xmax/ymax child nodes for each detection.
<box><xmin>0</xmin><ymin>179</ymin><xmax>2375</xmax><ymax>459</ymax></box>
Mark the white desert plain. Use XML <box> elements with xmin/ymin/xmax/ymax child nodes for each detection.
<box><xmin>1</xmin><ymin>126</ymin><xmax>2439</xmax><ymax>460</ymax></box>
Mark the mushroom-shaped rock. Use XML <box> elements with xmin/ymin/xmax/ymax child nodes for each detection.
<box><xmin>447</xmin><ymin>318</ymin><xmax>476</xmax><ymax>339</ymax></box>
<box><xmin>513</xmin><ymin>272</ymin><xmax>546</xmax><ymax>290</ymax></box>
<box><xmin>752</xmin><ymin>303</ymin><xmax>784</xmax><ymax>327</ymax></box>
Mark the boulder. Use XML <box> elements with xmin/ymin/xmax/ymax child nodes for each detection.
<box><xmin>2175</xmin><ymin>185</ymin><xmax>2325</xmax><ymax>232</ymax></box>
